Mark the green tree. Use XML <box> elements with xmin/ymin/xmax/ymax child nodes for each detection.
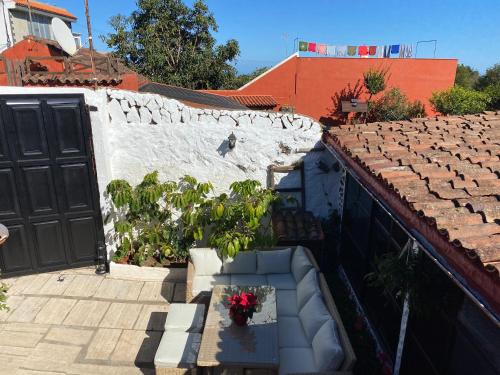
<box><xmin>102</xmin><ymin>0</ymin><xmax>240</xmax><ymax>89</ymax></box>
<box><xmin>476</xmin><ymin>63</ymin><xmax>500</xmax><ymax>90</ymax></box>
<box><xmin>363</xmin><ymin>67</ymin><xmax>389</xmax><ymax>100</ymax></box>
<box><xmin>483</xmin><ymin>83</ymin><xmax>500</xmax><ymax>109</ymax></box>
<box><xmin>430</xmin><ymin>86</ymin><xmax>491</xmax><ymax>115</ymax></box>
<box><xmin>455</xmin><ymin>64</ymin><xmax>480</xmax><ymax>89</ymax></box>
<box><xmin>222</xmin><ymin>67</ymin><xmax>269</xmax><ymax>90</ymax></box>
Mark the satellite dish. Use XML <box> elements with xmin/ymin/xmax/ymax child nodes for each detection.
<box><xmin>51</xmin><ymin>17</ymin><xmax>77</xmax><ymax>56</ymax></box>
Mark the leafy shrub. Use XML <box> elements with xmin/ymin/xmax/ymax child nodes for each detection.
<box><xmin>367</xmin><ymin>88</ymin><xmax>426</xmax><ymax>122</ymax></box>
<box><xmin>363</xmin><ymin>67</ymin><xmax>389</xmax><ymax>98</ymax></box>
<box><xmin>430</xmin><ymin>86</ymin><xmax>491</xmax><ymax>115</ymax></box>
<box><xmin>107</xmin><ymin>173</ymin><xmax>279</xmax><ymax>264</ymax></box>
<box><xmin>106</xmin><ymin>172</ymin><xmax>212</xmax><ymax>265</ymax></box>
<box><xmin>0</xmin><ymin>278</ymin><xmax>7</xmax><ymax>311</ymax></box>
<box><xmin>484</xmin><ymin>83</ymin><xmax>500</xmax><ymax>109</ymax></box>
<box><xmin>202</xmin><ymin>180</ymin><xmax>279</xmax><ymax>258</ymax></box>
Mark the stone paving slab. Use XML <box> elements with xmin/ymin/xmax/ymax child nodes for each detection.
<box><xmin>63</xmin><ymin>275</ymin><xmax>104</xmax><ymax>298</ymax></box>
<box><xmin>110</xmin><ymin>329</ymin><xmax>162</xmax><ymax>364</ymax></box>
<box><xmin>63</xmin><ymin>300</ymin><xmax>111</xmax><ymax>327</ymax></box>
<box><xmin>45</xmin><ymin>327</ymin><xmax>94</xmax><ymax>346</ymax></box>
<box><xmin>7</xmin><ymin>297</ymin><xmax>48</xmax><ymax>323</ymax></box>
<box><xmin>99</xmin><ymin>302</ymin><xmax>142</xmax><ymax>329</ymax></box>
<box><xmin>138</xmin><ymin>281</ymin><xmax>174</xmax><ymax>302</ymax></box>
<box><xmin>34</xmin><ymin>298</ymin><xmax>77</xmax><ymax>325</ymax></box>
<box><xmin>85</xmin><ymin>328</ymin><xmax>122</xmax><ymax>360</ymax></box>
<box><xmin>0</xmin><ymin>269</ymin><xmax>183</xmax><ymax>374</ymax></box>
<box><xmin>94</xmin><ymin>279</ymin><xmax>144</xmax><ymax>300</ymax></box>
<box><xmin>38</xmin><ymin>274</ymin><xmax>76</xmax><ymax>296</ymax></box>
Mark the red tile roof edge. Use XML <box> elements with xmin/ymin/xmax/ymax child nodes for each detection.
<box><xmin>229</xmin><ymin>95</ymin><xmax>277</xmax><ymax>107</ymax></box>
<box><xmin>15</xmin><ymin>0</ymin><xmax>77</xmax><ymax>20</ymax></box>
<box><xmin>323</xmin><ymin>131</ymin><xmax>500</xmax><ymax>315</ymax></box>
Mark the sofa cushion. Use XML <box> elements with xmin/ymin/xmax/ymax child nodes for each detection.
<box><xmin>299</xmin><ymin>294</ymin><xmax>332</xmax><ymax>341</ymax></box>
<box><xmin>291</xmin><ymin>246</ymin><xmax>314</xmax><ymax>283</ymax></box>
<box><xmin>164</xmin><ymin>303</ymin><xmax>205</xmax><ymax>333</ymax></box>
<box><xmin>312</xmin><ymin>319</ymin><xmax>345</xmax><ymax>371</ymax></box>
<box><xmin>154</xmin><ymin>331</ymin><xmax>201</xmax><ymax>368</ymax></box>
<box><xmin>256</xmin><ymin>248</ymin><xmax>292</xmax><ymax>274</ymax></box>
<box><xmin>279</xmin><ymin>348</ymin><xmax>317</xmax><ymax>375</ymax></box>
<box><xmin>230</xmin><ymin>274</ymin><xmax>267</xmax><ymax>286</ymax></box>
<box><xmin>276</xmin><ymin>290</ymin><xmax>299</xmax><ymax>317</ymax></box>
<box><xmin>189</xmin><ymin>248</ymin><xmax>222</xmax><ymax>276</ymax></box>
<box><xmin>266</xmin><ymin>273</ymin><xmax>296</xmax><ymax>290</ymax></box>
<box><xmin>192</xmin><ymin>275</ymin><xmax>230</xmax><ymax>295</ymax></box>
<box><xmin>222</xmin><ymin>251</ymin><xmax>257</xmax><ymax>274</ymax></box>
<box><xmin>278</xmin><ymin>316</ymin><xmax>310</xmax><ymax>348</ymax></box>
<box><xmin>296</xmin><ymin>268</ymin><xmax>320</xmax><ymax>309</ymax></box>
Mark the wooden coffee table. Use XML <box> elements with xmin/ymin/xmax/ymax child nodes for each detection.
<box><xmin>197</xmin><ymin>285</ymin><xmax>279</xmax><ymax>373</ymax></box>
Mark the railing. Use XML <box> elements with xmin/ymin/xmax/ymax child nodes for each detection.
<box><xmin>22</xmin><ymin>55</ymin><xmax>122</xmax><ymax>77</ymax></box>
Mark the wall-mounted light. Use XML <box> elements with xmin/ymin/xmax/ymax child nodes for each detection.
<box><xmin>228</xmin><ymin>132</ymin><xmax>237</xmax><ymax>149</ymax></box>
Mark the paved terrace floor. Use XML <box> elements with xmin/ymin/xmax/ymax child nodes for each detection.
<box><xmin>0</xmin><ymin>267</ymin><xmax>184</xmax><ymax>375</ymax></box>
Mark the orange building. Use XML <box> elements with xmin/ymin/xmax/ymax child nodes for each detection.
<box><xmin>207</xmin><ymin>53</ymin><xmax>458</xmax><ymax>122</ymax></box>
<box><xmin>0</xmin><ymin>37</ymin><xmax>143</xmax><ymax>90</ymax></box>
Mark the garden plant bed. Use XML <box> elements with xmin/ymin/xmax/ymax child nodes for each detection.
<box><xmin>109</xmin><ymin>261</ymin><xmax>187</xmax><ymax>282</ymax></box>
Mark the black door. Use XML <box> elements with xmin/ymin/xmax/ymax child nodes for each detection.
<box><xmin>0</xmin><ymin>95</ymin><xmax>104</xmax><ymax>276</ymax></box>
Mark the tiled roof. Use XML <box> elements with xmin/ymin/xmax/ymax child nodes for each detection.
<box><xmin>229</xmin><ymin>95</ymin><xmax>277</xmax><ymax>108</ymax></box>
<box><xmin>14</xmin><ymin>0</ymin><xmax>77</xmax><ymax>20</ymax></box>
<box><xmin>22</xmin><ymin>73</ymin><xmax>121</xmax><ymax>86</ymax></box>
<box><xmin>324</xmin><ymin>112</ymin><xmax>500</xmax><ymax>313</ymax></box>
<box><xmin>140</xmin><ymin>82</ymin><xmax>247</xmax><ymax>110</ymax></box>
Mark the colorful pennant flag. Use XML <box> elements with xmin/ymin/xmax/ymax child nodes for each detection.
<box><xmin>299</xmin><ymin>41</ymin><xmax>308</xmax><ymax>52</ymax></box>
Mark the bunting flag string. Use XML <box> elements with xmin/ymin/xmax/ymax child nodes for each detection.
<box><xmin>297</xmin><ymin>40</ymin><xmax>414</xmax><ymax>58</ymax></box>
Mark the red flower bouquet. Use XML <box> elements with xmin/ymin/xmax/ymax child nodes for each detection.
<box><xmin>227</xmin><ymin>291</ymin><xmax>258</xmax><ymax>326</ymax></box>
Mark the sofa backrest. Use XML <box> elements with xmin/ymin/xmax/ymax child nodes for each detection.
<box><xmin>319</xmin><ymin>273</ymin><xmax>357</xmax><ymax>371</ymax></box>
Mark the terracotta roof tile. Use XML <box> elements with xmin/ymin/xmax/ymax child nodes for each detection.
<box><xmin>325</xmin><ymin>112</ymin><xmax>500</xmax><ymax>312</ymax></box>
<box><xmin>228</xmin><ymin>95</ymin><xmax>277</xmax><ymax>108</ymax></box>
<box><xmin>15</xmin><ymin>0</ymin><xmax>76</xmax><ymax>20</ymax></box>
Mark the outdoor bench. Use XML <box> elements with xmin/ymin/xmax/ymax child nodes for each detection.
<box><xmin>186</xmin><ymin>246</ymin><xmax>357</xmax><ymax>374</ymax></box>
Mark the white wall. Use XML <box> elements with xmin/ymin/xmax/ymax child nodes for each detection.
<box><xmin>0</xmin><ymin>86</ymin><xmax>341</xmax><ymax>255</ymax></box>
<box><xmin>104</xmin><ymin>89</ymin><xmax>340</xmax><ymax>218</ymax></box>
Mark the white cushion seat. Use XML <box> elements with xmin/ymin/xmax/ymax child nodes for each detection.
<box><xmin>266</xmin><ymin>273</ymin><xmax>296</xmax><ymax>290</ymax></box>
<box><xmin>230</xmin><ymin>274</ymin><xmax>267</xmax><ymax>286</ymax></box>
<box><xmin>222</xmin><ymin>251</ymin><xmax>257</xmax><ymax>274</ymax></box>
<box><xmin>312</xmin><ymin>319</ymin><xmax>345</xmax><ymax>371</ymax></box>
<box><xmin>299</xmin><ymin>294</ymin><xmax>332</xmax><ymax>341</ymax></box>
<box><xmin>278</xmin><ymin>316</ymin><xmax>310</xmax><ymax>348</ymax></box>
<box><xmin>154</xmin><ymin>331</ymin><xmax>201</xmax><ymax>369</ymax></box>
<box><xmin>164</xmin><ymin>303</ymin><xmax>205</xmax><ymax>333</ymax></box>
<box><xmin>256</xmin><ymin>248</ymin><xmax>292</xmax><ymax>274</ymax></box>
<box><xmin>189</xmin><ymin>248</ymin><xmax>222</xmax><ymax>276</ymax></box>
<box><xmin>192</xmin><ymin>275</ymin><xmax>230</xmax><ymax>295</ymax></box>
<box><xmin>279</xmin><ymin>347</ymin><xmax>317</xmax><ymax>375</ymax></box>
<box><xmin>291</xmin><ymin>246</ymin><xmax>314</xmax><ymax>282</ymax></box>
<box><xmin>276</xmin><ymin>290</ymin><xmax>299</xmax><ymax>317</ymax></box>
<box><xmin>296</xmin><ymin>268</ymin><xmax>321</xmax><ymax>309</ymax></box>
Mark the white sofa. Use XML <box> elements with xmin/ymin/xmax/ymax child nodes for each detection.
<box><xmin>187</xmin><ymin>246</ymin><xmax>356</xmax><ymax>374</ymax></box>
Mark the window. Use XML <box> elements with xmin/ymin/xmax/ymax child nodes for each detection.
<box><xmin>30</xmin><ymin>14</ymin><xmax>53</xmax><ymax>40</ymax></box>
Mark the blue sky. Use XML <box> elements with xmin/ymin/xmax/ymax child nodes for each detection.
<box><xmin>58</xmin><ymin>0</ymin><xmax>499</xmax><ymax>74</ymax></box>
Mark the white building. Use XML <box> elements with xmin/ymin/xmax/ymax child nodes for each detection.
<box><xmin>0</xmin><ymin>0</ymin><xmax>80</xmax><ymax>52</ymax></box>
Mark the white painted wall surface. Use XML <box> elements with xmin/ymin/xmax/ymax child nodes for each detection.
<box><xmin>0</xmin><ymin>86</ymin><xmax>341</xmax><ymax>256</ymax></box>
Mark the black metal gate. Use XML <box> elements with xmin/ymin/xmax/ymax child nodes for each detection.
<box><xmin>0</xmin><ymin>94</ymin><xmax>104</xmax><ymax>276</ymax></box>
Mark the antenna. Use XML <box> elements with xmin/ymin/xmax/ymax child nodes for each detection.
<box><xmin>84</xmin><ymin>0</ymin><xmax>97</xmax><ymax>87</ymax></box>
<box><xmin>51</xmin><ymin>18</ymin><xmax>77</xmax><ymax>55</ymax></box>
<box><xmin>27</xmin><ymin>0</ymin><xmax>33</xmax><ymax>35</ymax></box>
